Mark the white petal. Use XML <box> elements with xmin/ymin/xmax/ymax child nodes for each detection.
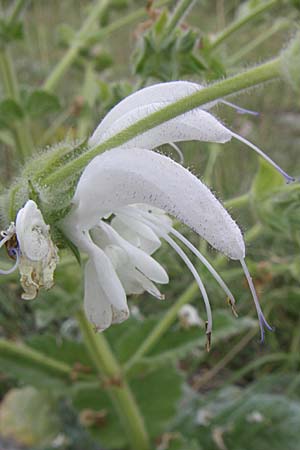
<box><xmin>84</xmin><ymin>259</ymin><xmax>112</xmax><ymax>331</ymax></box>
<box><xmin>68</xmin><ymin>148</ymin><xmax>245</xmax><ymax>260</ymax></box>
<box><xmin>111</xmin><ymin>214</ymin><xmax>161</xmax><ymax>254</ymax></box>
<box><xmin>93</xmin><ymin>223</ymin><xmax>169</xmax><ymax>284</ymax></box>
<box><xmin>63</xmin><ymin>226</ymin><xmax>128</xmax><ymax>313</ymax></box>
<box><xmin>90</xmin><ymin>81</ymin><xmax>209</xmax><ymax>143</ymax></box>
<box><xmin>90</xmin><ymin>103</ymin><xmax>231</xmax><ymax>149</ymax></box>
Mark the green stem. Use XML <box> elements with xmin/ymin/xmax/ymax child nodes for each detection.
<box><xmin>227</xmin><ymin>18</ymin><xmax>290</xmax><ymax>66</ymax></box>
<box><xmin>124</xmin><ymin>283</ymin><xmax>198</xmax><ymax>373</ymax></box>
<box><xmin>161</xmin><ymin>0</ymin><xmax>195</xmax><ymax>40</ymax></box>
<box><xmin>43</xmin><ymin>0</ymin><xmax>108</xmax><ymax>92</ymax></box>
<box><xmin>85</xmin><ymin>0</ymin><xmax>172</xmax><ymax>47</ymax></box>
<box><xmin>8</xmin><ymin>0</ymin><xmax>28</xmax><ymax>24</ymax></box>
<box><xmin>0</xmin><ymin>338</ymin><xmax>73</xmax><ymax>380</ymax></box>
<box><xmin>0</xmin><ymin>47</ymin><xmax>34</xmax><ymax>161</ymax></box>
<box><xmin>210</xmin><ymin>0</ymin><xmax>280</xmax><ymax>50</ymax></box>
<box><xmin>76</xmin><ymin>310</ymin><xmax>150</xmax><ymax>450</ymax></box>
<box><xmin>43</xmin><ymin>57</ymin><xmax>281</xmax><ymax>186</ymax></box>
<box><xmin>224</xmin><ymin>192</ymin><xmax>250</xmax><ymax>209</ymax></box>
<box><xmin>224</xmin><ymin>352</ymin><xmax>299</xmax><ymax>386</ymax></box>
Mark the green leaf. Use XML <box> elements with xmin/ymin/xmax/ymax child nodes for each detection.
<box><xmin>25</xmin><ymin>90</ymin><xmax>61</xmax><ymax>118</ymax></box>
<box><xmin>72</xmin><ymin>365</ymin><xmax>183</xmax><ymax>449</ymax></box>
<box><xmin>0</xmin><ymin>387</ymin><xmax>60</xmax><ymax>447</ymax></box>
<box><xmin>111</xmin><ymin>310</ymin><xmax>255</xmax><ymax>370</ymax></box>
<box><xmin>0</xmin><ymin>98</ymin><xmax>24</xmax><ymax>129</ymax></box>
<box><xmin>0</xmin><ymin>20</ymin><xmax>23</xmax><ymax>44</ymax></box>
<box><xmin>251</xmin><ymin>159</ymin><xmax>284</xmax><ymax>200</ymax></box>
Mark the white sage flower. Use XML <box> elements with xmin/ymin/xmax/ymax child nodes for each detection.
<box><xmin>62</xmin><ymin>147</ymin><xmax>271</xmax><ymax>344</ymax></box>
<box><xmin>90</xmin><ymin>81</ymin><xmax>294</xmax><ymax>182</ymax></box>
<box><xmin>0</xmin><ymin>200</ymin><xmax>59</xmax><ymax>300</ymax></box>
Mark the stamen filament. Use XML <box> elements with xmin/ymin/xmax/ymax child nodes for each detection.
<box><xmin>168</xmin><ymin>142</ymin><xmax>184</xmax><ymax>164</ymax></box>
<box><xmin>119</xmin><ymin>208</ymin><xmax>213</xmax><ymax>334</ymax></box>
<box><xmin>123</xmin><ymin>207</ymin><xmax>236</xmax><ymax>309</ymax></box>
<box><xmin>240</xmin><ymin>258</ymin><xmax>273</xmax><ymax>342</ymax></box>
<box><xmin>231</xmin><ymin>131</ymin><xmax>295</xmax><ymax>183</ymax></box>
<box><xmin>221</xmin><ymin>100</ymin><xmax>259</xmax><ymax>116</ymax></box>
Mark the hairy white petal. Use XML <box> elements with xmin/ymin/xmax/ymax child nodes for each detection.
<box><xmin>90</xmin><ymin>81</ymin><xmax>209</xmax><ymax>143</ymax></box>
<box><xmin>68</xmin><ymin>148</ymin><xmax>245</xmax><ymax>260</ymax></box>
<box><xmin>90</xmin><ymin>103</ymin><xmax>231</xmax><ymax>149</ymax></box>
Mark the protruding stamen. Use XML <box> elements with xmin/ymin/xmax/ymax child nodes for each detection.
<box><xmin>205</xmin><ymin>322</ymin><xmax>211</xmax><ymax>352</ymax></box>
<box><xmin>231</xmin><ymin>131</ymin><xmax>295</xmax><ymax>184</ymax></box>
<box><xmin>129</xmin><ymin>207</ymin><xmax>237</xmax><ymax>308</ymax></box>
<box><xmin>227</xmin><ymin>297</ymin><xmax>239</xmax><ymax>318</ymax></box>
<box><xmin>221</xmin><ymin>100</ymin><xmax>259</xmax><ymax>116</ymax></box>
<box><xmin>240</xmin><ymin>258</ymin><xmax>273</xmax><ymax>342</ymax></box>
<box><xmin>168</xmin><ymin>142</ymin><xmax>184</xmax><ymax>164</ymax></box>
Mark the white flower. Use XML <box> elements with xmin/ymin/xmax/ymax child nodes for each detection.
<box><xmin>62</xmin><ymin>146</ymin><xmax>271</xmax><ymax>343</ymax></box>
<box><xmin>0</xmin><ymin>200</ymin><xmax>59</xmax><ymax>300</ymax></box>
<box><xmin>90</xmin><ymin>81</ymin><xmax>294</xmax><ymax>183</ymax></box>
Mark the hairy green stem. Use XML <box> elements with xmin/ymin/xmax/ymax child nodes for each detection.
<box><xmin>0</xmin><ymin>47</ymin><xmax>34</xmax><ymax>161</ymax></box>
<box><xmin>76</xmin><ymin>310</ymin><xmax>150</xmax><ymax>450</ymax></box>
<box><xmin>210</xmin><ymin>0</ymin><xmax>281</xmax><ymax>50</ymax></box>
<box><xmin>124</xmin><ymin>283</ymin><xmax>198</xmax><ymax>373</ymax></box>
<box><xmin>43</xmin><ymin>57</ymin><xmax>281</xmax><ymax>186</ymax></box>
<box><xmin>43</xmin><ymin>0</ymin><xmax>108</xmax><ymax>92</ymax></box>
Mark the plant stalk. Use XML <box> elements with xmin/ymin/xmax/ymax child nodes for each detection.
<box><xmin>210</xmin><ymin>0</ymin><xmax>280</xmax><ymax>50</ymax></box>
<box><xmin>76</xmin><ymin>310</ymin><xmax>150</xmax><ymax>450</ymax></box>
<box><xmin>0</xmin><ymin>47</ymin><xmax>34</xmax><ymax>161</ymax></box>
<box><xmin>43</xmin><ymin>0</ymin><xmax>108</xmax><ymax>92</ymax></box>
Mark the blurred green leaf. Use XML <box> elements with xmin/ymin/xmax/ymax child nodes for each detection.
<box><xmin>0</xmin><ymin>99</ymin><xmax>24</xmax><ymax>129</ymax></box>
<box><xmin>25</xmin><ymin>90</ymin><xmax>61</xmax><ymax>118</ymax></box>
<box><xmin>0</xmin><ymin>20</ymin><xmax>23</xmax><ymax>44</ymax></box>
<box><xmin>110</xmin><ymin>311</ymin><xmax>255</xmax><ymax>370</ymax></box>
<box><xmin>251</xmin><ymin>159</ymin><xmax>284</xmax><ymax>200</ymax></box>
<box><xmin>72</xmin><ymin>365</ymin><xmax>183</xmax><ymax>448</ymax></box>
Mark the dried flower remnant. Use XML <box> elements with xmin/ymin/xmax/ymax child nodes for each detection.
<box><xmin>0</xmin><ymin>200</ymin><xmax>59</xmax><ymax>300</ymax></box>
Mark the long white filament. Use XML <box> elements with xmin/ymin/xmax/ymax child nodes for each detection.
<box><xmin>220</xmin><ymin>100</ymin><xmax>259</xmax><ymax>116</ymax></box>
<box><xmin>119</xmin><ymin>207</ymin><xmax>236</xmax><ymax>310</ymax></box>
<box><xmin>168</xmin><ymin>142</ymin><xmax>184</xmax><ymax>164</ymax></box>
<box><xmin>146</xmin><ymin>220</ymin><xmax>213</xmax><ymax>340</ymax></box>
<box><xmin>117</xmin><ymin>209</ymin><xmax>215</xmax><ymax>340</ymax></box>
<box><xmin>240</xmin><ymin>258</ymin><xmax>273</xmax><ymax>342</ymax></box>
<box><xmin>231</xmin><ymin>131</ymin><xmax>295</xmax><ymax>183</ymax></box>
